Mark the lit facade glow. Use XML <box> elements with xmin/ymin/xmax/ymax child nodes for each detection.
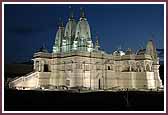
<box><xmin>9</xmin><ymin>9</ymin><xmax>163</xmax><ymax>91</ymax></box>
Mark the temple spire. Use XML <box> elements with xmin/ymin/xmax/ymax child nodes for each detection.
<box><xmin>58</xmin><ymin>17</ymin><xmax>64</xmax><ymax>27</ymax></box>
<box><xmin>95</xmin><ymin>33</ymin><xmax>100</xmax><ymax>51</ymax></box>
<box><xmin>80</xmin><ymin>7</ymin><xmax>85</xmax><ymax>19</ymax></box>
<box><xmin>69</xmin><ymin>6</ymin><xmax>74</xmax><ymax>19</ymax></box>
<box><xmin>61</xmin><ymin>21</ymin><xmax>64</xmax><ymax>27</ymax></box>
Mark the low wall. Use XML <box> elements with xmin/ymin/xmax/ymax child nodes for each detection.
<box><xmin>38</xmin><ymin>72</ymin><xmax>51</xmax><ymax>87</ymax></box>
<box><xmin>106</xmin><ymin>72</ymin><xmax>155</xmax><ymax>89</ymax></box>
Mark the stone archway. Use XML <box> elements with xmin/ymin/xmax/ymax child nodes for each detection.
<box><xmin>95</xmin><ymin>72</ymin><xmax>104</xmax><ymax>90</ymax></box>
<box><xmin>98</xmin><ymin>76</ymin><xmax>103</xmax><ymax>90</ymax></box>
<box><xmin>98</xmin><ymin>79</ymin><xmax>101</xmax><ymax>89</ymax></box>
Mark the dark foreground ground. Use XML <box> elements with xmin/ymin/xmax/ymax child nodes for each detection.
<box><xmin>4</xmin><ymin>89</ymin><xmax>164</xmax><ymax>111</ymax></box>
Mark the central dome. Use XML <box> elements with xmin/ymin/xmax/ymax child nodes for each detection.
<box><xmin>72</xmin><ymin>8</ymin><xmax>93</xmax><ymax>52</ymax></box>
<box><xmin>64</xmin><ymin>13</ymin><xmax>77</xmax><ymax>39</ymax></box>
<box><xmin>75</xmin><ymin>18</ymin><xmax>91</xmax><ymax>40</ymax></box>
<box><xmin>53</xmin><ymin>8</ymin><xmax>94</xmax><ymax>53</ymax></box>
<box><xmin>64</xmin><ymin>13</ymin><xmax>77</xmax><ymax>52</ymax></box>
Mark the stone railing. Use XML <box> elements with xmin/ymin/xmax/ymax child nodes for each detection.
<box><xmin>9</xmin><ymin>71</ymin><xmax>39</xmax><ymax>88</ymax></box>
<box><xmin>24</xmin><ymin>71</ymin><xmax>39</xmax><ymax>80</ymax></box>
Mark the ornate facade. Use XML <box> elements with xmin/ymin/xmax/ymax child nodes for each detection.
<box><xmin>9</xmin><ymin>9</ymin><xmax>163</xmax><ymax>91</ymax></box>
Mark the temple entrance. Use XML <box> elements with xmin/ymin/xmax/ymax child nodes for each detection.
<box><xmin>44</xmin><ymin>64</ymin><xmax>49</xmax><ymax>72</ymax></box>
<box><xmin>98</xmin><ymin>79</ymin><xmax>101</xmax><ymax>89</ymax></box>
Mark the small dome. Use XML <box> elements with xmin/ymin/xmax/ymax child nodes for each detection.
<box><xmin>125</xmin><ymin>48</ymin><xmax>133</xmax><ymax>55</ymax></box>
<box><xmin>38</xmin><ymin>46</ymin><xmax>48</xmax><ymax>53</ymax></box>
<box><xmin>113</xmin><ymin>50</ymin><xmax>125</xmax><ymax>56</ymax></box>
<box><xmin>137</xmin><ymin>49</ymin><xmax>146</xmax><ymax>55</ymax></box>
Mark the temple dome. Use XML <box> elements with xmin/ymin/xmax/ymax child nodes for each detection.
<box><xmin>75</xmin><ymin>8</ymin><xmax>91</xmax><ymax>41</ymax></box>
<box><xmin>64</xmin><ymin>17</ymin><xmax>76</xmax><ymax>39</ymax></box>
<box><xmin>52</xmin><ymin>23</ymin><xmax>64</xmax><ymax>53</ymax></box>
<box><xmin>75</xmin><ymin>18</ymin><xmax>91</xmax><ymax>40</ymax></box>
<box><xmin>72</xmin><ymin>8</ymin><xmax>93</xmax><ymax>52</ymax></box>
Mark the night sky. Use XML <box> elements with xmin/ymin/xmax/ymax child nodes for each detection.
<box><xmin>4</xmin><ymin>4</ymin><xmax>164</xmax><ymax>64</ymax></box>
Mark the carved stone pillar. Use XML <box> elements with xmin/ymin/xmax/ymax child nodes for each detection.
<box><xmin>153</xmin><ymin>64</ymin><xmax>163</xmax><ymax>88</ymax></box>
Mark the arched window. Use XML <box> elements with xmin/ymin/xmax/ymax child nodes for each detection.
<box><xmin>108</xmin><ymin>66</ymin><xmax>111</xmax><ymax>70</ymax></box>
